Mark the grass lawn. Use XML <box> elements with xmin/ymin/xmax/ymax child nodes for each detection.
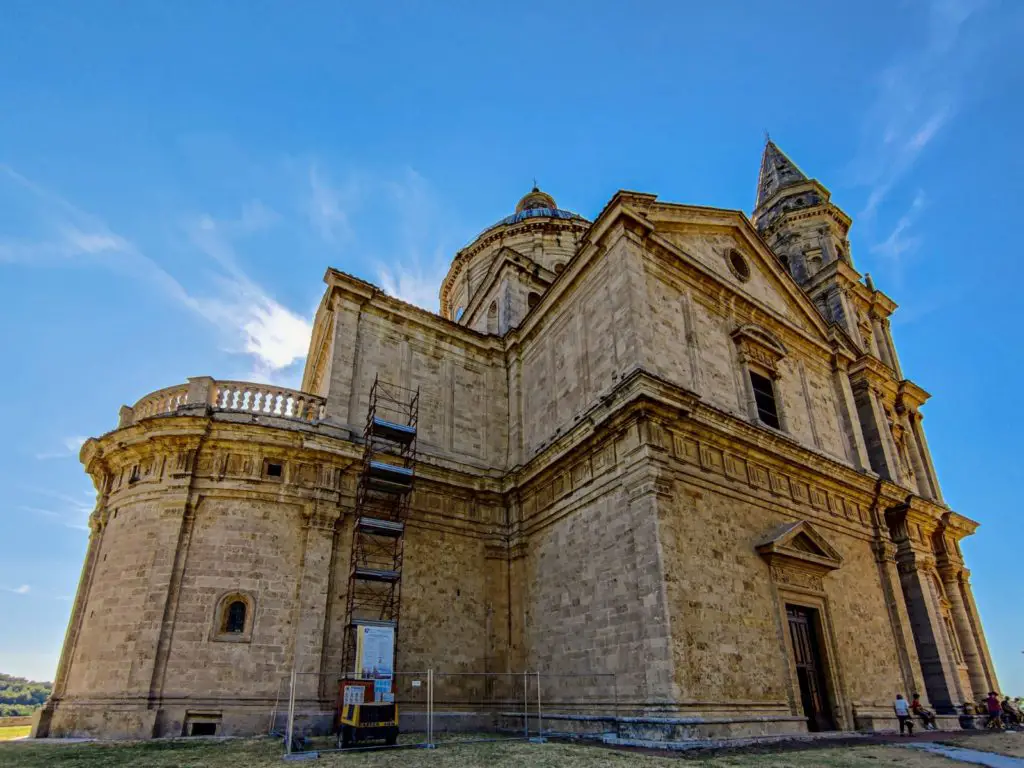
<box><xmin>0</xmin><ymin>737</ymin><xmax>970</xmax><ymax>767</ymax></box>
<box><xmin>0</xmin><ymin>725</ymin><xmax>32</xmax><ymax>742</ymax></box>
<box><xmin>941</xmin><ymin>731</ymin><xmax>1024</xmax><ymax>758</ymax></box>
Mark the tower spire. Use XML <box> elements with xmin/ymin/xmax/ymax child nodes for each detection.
<box><xmin>755</xmin><ymin>139</ymin><xmax>809</xmax><ymax>212</ymax></box>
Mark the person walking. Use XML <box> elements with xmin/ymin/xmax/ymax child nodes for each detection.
<box><xmin>895</xmin><ymin>694</ymin><xmax>914</xmax><ymax>736</ymax></box>
<box><xmin>986</xmin><ymin>692</ymin><xmax>1003</xmax><ymax>730</ymax></box>
<box><xmin>911</xmin><ymin>693</ymin><xmax>938</xmax><ymax>730</ymax></box>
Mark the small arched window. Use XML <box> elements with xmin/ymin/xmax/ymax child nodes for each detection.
<box><xmin>213</xmin><ymin>591</ymin><xmax>254</xmax><ymax>642</ymax></box>
<box><xmin>527</xmin><ymin>292</ymin><xmax>540</xmax><ymax>310</ymax></box>
<box><xmin>225</xmin><ymin>600</ymin><xmax>246</xmax><ymax>633</ymax></box>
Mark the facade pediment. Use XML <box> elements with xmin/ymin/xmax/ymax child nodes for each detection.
<box><xmin>633</xmin><ymin>204</ymin><xmax>834</xmax><ymax>349</ymax></box>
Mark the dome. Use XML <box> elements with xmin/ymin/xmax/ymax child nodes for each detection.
<box><xmin>476</xmin><ymin>186</ymin><xmax>588</xmax><ymax>236</ymax></box>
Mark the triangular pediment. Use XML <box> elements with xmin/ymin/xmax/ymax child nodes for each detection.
<box><xmin>462</xmin><ymin>246</ymin><xmax>550</xmax><ymax>326</ymax></box>
<box><xmin>756</xmin><ymin>520</ymin><xmax>843</xmax><ymax>571</ymax></box>
<box><xmin>633</xmin><ymin>203</ymin><xmax>832</xmax><ymax>346</ymax></box>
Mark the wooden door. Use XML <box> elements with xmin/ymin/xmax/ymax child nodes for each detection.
<box><xmin>787</xmin><ymin>605</ymin><xmax>834</xmax><ymax>732</ymax></box>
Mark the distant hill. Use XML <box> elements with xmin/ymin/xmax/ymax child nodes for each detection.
<box><xmin>0</xmin><ymin>673</ymin><xmax>52</xmax><ymax>717</ymax></box>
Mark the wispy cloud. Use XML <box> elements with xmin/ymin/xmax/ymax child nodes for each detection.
<box><xmin>2</xmin><ymin>585</ymin><xmax>31</xmax><ymax>595</ymax></box>
<box><xmin>307</xmin><ymin>164</ymin><xmax>353</xmax><ymax>244</ymax></box>
<box><xmin>35</xmin><ymin>436</ymin><xmax>88</xmax><ymax>461</ymax></box>
<box><xmin>0</xmin><ymin>168</ymin><xmax>311</xmax><ymax>382</ymax></box>
<box><xmin>20</xmin><ymin>488</ymin><xmax>95</xmax><ymax>531</ymax></box>
<box><xmin>851</xmin><ymin>0</ymin><xmax>990</xmax><ymax>218</ymax></box>
<box><xmin>303</xmin><ymin>164</ymin><xmax>455</xmax><ymax>312</ymax></box>
<box><xmin>870</xmin><ymin>190</ymin><xmax>928</xmax><ymax>278</ymax></box>
<box><xmin>185</xmin><ymin>210</ymin><xmax>312</xmax><ymax>383</ymax></box>
<box><xmin>378</xmin><ymin>260</ymin><xmax>448</xmax><ymax>310</ymax></box>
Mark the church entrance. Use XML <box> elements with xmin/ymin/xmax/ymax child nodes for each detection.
<box><xmin>787</xmin><ymin>605</ymin><xmax>835</xmax><ymax>732</ymax></box>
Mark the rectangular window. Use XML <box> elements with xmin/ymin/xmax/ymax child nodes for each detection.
<box><xmin>750</xmin><ymin>371</ymin><xmax>781</xmax><ymax>429</ymax></box>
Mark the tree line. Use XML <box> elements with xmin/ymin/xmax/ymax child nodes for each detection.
<box><xmin>0</xmin><ymin>673</ymin><xmax>52</xmax><ymax>717</ymax></box>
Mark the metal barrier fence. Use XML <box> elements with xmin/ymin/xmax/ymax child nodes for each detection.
<box><xmin>278</xmin><ymin>670</ymin><xmax>619</xmax><ymax>759</ymax></box>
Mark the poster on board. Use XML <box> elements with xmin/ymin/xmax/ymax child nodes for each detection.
<box><xmin>355</xmin><ymin>623</ymin><xmax>395</xmax><ymax>701</ymax></box>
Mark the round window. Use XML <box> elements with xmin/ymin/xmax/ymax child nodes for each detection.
<box><xmin>728</xmin><ymin>249</ymin><xmax>751</xmax><ymax>282</ymax></box>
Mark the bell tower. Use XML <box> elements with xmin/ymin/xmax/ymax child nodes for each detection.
<box><xmin>752</xmin><ymin>140</ymin><xmax>860</xmax><ymax>338</ymax></box>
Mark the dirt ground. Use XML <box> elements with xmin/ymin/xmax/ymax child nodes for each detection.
<box><xmin>0</xmin><ymin>736</ymin><xmax>976</xmax><ymax>767</ymax></box>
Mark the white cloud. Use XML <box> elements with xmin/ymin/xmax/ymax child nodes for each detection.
<box><xmin>35</xmin><ymin>436</ymin><xmax>88</xmax><ymax>461</ymax></box>
<box><xmin>1</xmin><ymin>168</ymin><xmax>312</xmax><ymax>381</ymax></box>
<box><xmin>2</xmin><ymin>585</ymin><xmax>31</xmax><ymax>595</ymax></box>
<box><xmin>185</xmin><ymin>213</ymin><xmax>313</xmax><ymax>375</ymax></box>
<box><xmin>852</xmin><ymin>1</ymin><xmax>989</xmax><ymax>218</ymax></box>
<box><xmin>378</xmin><ymin>261</ymin><xmax>446</xmax><ymax>312</ymax></box>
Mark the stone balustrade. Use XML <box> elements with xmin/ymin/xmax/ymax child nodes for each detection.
<box><xmin>120</xmin><ymin>377</ymin><xmax>325</xmax><ymax>427</ymax></box>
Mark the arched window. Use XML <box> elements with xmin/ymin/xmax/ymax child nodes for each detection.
<box><xmin>213</xmin><ymin>592</ymin><xmax>254</xmax><ymax>642</ymax></box>
<box><xmin>225</xmin><ymin>600</ymin><xmax>246</xmax><ymax>633</ymax></box>
<box><xmin>527</xmin><ymin>292</ymin><xmax>540</xmax><ymax>310</ymax></box>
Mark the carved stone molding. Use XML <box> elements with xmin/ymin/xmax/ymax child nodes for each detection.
<box><xmin>731</xmin><ymin>324</ymin><xmax>787</xmax><ymax>373</ymax></box>
<box><xmin>303</xmin><ymin>507</ymin><xmax>340</xmax><ymax>532</ymax></box>
<box><xmin>770</xmin><ymin>565</ymin><xmax>825</xmax><ymax>593</ymax></box>
<box><xmin>757</xmin><ymin>520</ymin><xmax>842</xmax><ymax>594</ymax></box>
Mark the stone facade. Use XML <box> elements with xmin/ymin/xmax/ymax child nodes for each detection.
<box><xmin>35</xmin><ymin>143</ymin><xmax>998</xmax><ymax>740</ymax></box>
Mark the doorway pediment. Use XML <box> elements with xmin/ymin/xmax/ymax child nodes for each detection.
<box><xmin>756</xmin><ymin>520</ymin><xmax>843</xmax><ymax>573</ymax></box>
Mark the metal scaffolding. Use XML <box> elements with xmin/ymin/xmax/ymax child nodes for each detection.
<box><xmin>342</xmin><ymin>375</ymin><xmax>420</xmax><ymax>677</ymax></box>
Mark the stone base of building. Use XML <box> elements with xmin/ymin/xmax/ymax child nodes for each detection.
<box><xmin>36</xmin><ymin>697</ymin><xmax>281</xmax><ymax>739</ymax></box>
<box><xmin>852</xmin><ymin>709</ymin><xmax>962</xmax><ymax>733</ymax></box>
<box><xmin>34</xmin><ymin>696</ymin><xmax>971</xmax><ymax>743</ymax></box>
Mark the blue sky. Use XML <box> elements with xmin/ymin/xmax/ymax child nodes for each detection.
<box><xmin>1</xmin><ymin>1</ymin><xmax>1022</xmax><ymax>695</ymax></box>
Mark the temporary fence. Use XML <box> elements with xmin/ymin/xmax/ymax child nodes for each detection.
<box><xmin>277</xmin><ymin>669</ymin><xmax>620</xmax><ymax>759</ymax></box>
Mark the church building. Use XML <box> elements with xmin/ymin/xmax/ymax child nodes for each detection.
<box><xmin>35</xmin><ymin>142</ymin><xmax>998</xmax><ymax>740</ymax></box>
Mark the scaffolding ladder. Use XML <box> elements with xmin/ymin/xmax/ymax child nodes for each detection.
<box><xmin>342</xmin><ymin>375</ymin><xmax>420</xmax><ymax>678</ymax></box>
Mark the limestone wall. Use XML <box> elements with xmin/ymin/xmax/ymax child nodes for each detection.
<box><xmin>323</xmin><ymin>290</ymin><xmax>508</xmax><ymax>469</ymax></box>
<box><xmin>656</xmin><ymin>419</ymin><xmax>915</xmax><ymax>727</ymax></box>
<box><xmin>517</xmin><ymin>236</ymin><xmax>644</xmax><ymax>459</ymax></box>
<box><xmin>158</xmin><ymin>497</ymin><xmax>305</xmax><ymax>700</ymax></box>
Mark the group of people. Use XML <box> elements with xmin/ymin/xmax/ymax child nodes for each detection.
<box><xmin>979</xmin><ymin>691</ymin><xmax>1024</xmax><ymax>730</ymax></box>
<box><xmin>894</xmin><ymin>693</ymin><xmax>938</xmax><ymax>734</ymax></box>
<box><xmin>894</xmin><ymin>691</ymin><xmax>1024</xmax><ymax>735</ymax></box>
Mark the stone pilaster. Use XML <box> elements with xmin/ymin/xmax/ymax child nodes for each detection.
<box><xmin>871</xmin><ymin>537</ymin><xmax>927</xmax><ymax>704</ymax></box>
<box><xmin>292</xmin><ymin>505</ymin><xmax>341</xmax><ymax>700</ymax></box>
<box><xmin>909</xmin><ymin>412</ymin><xmax>944</xmax><ymax>504</ymax></box>
<box><xmin>886</xmin><ymin>504</ymin><xmax>963</xmax><ymax>713</ymax></box>
<box><xmin>852</xmin><ymin>382</ymin><xmax>899</xmax><ymax>480</ymax></box>
<box><xmin>832</xmin><ymin>357</ymin><xmax>871</xmax><ymax>471</ymax></box>
<box><xmin>618</xmin><ymin>425</ymin><xmax>677</xmax><ymax>705</ymax></box>
<box><xmin>880</xmin><ymin>318</ymin><xmax>903</xmax><ymax>378</ymax></box>
<box><xmin>870</xmin><ymin>314</ymin><xmax>894</xmax><ymax>371</ymax></box>
<box><xmin>957</xmin><ymin>569</ymin><xmax>1000</xmax><ymax>694</ymax></box>
<box><xmin>898</xmin><ymin>412</ymin><xmax>929</xmax><ymax>499</ymax></box>
<box><xmin>34</xmin><ymin>505</ymin><xmax>108</xmax><ymax>737</ymax></box>
<box><xmin>938</xmin><ymin>565</ymin><xmax>987</xmax><ymax>700</ymax></box>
